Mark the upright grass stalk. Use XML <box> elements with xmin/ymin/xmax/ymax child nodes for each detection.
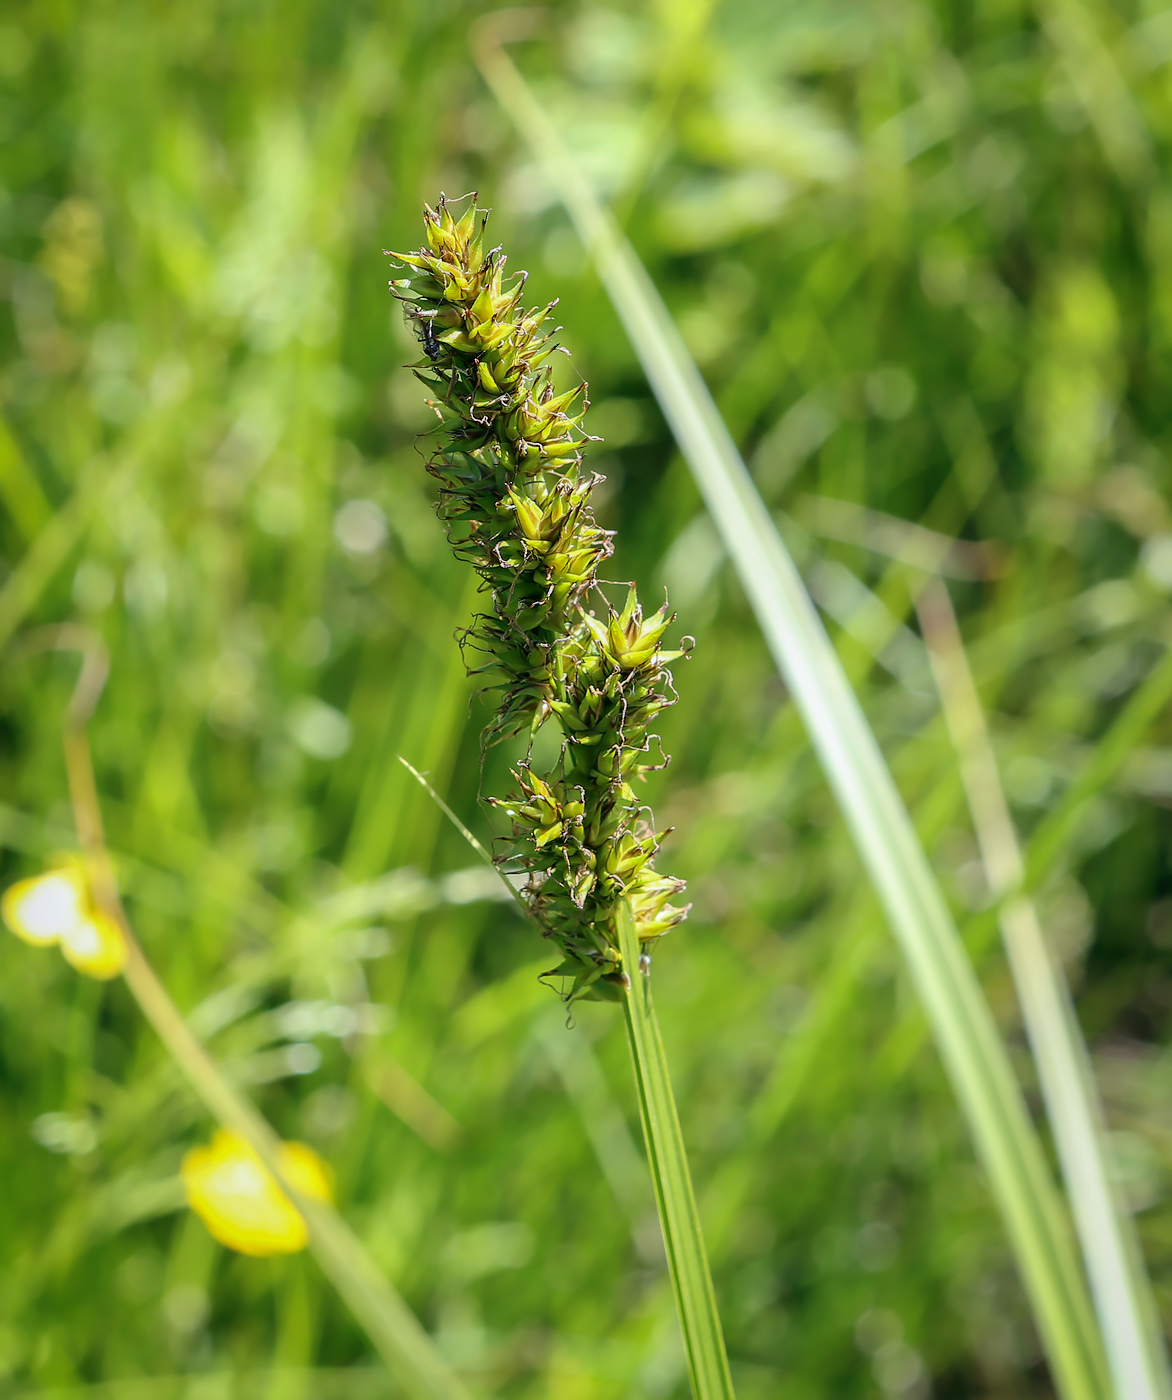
<box><xmin>917</xmin><ymin>583</ymin><xmax>1172</xmax><ymax>1400</ymax></box>
<box><xmin>618</xmin><ymin>902</ymin><xmax>735</xmax><ymax>1400</ymax></box>
<box><xmin>36</xmin><ymin>627</ymin><xmax>471</xmax><ymax>1400</ymax></box>
<box><xmin>472</xmin><ymin>20</ymin><xmax>1111</xmax><ymax>1400</ymax></box>
<box><xmin>385</xmin><ymin>199</ymin><xmax>734</xmax><ymax>1397</ymax></box>
<box><xmin>403</xmin><ymin>757</ymin><xmax>734</xmax><ymax>1399</ymax></box>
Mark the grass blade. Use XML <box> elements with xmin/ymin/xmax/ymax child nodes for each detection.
<box><xmin>401</xmin><ymin>759</ymin><xmax>660</xmax><ymax>1265</ymax></box>
<box><xmin>958</xmin><ymin>641</ymin><xmax>1172</xmax><ymax>963</ymax></box>
<box><xmin>617</xmin><ymin>902</ymin><xmax>735</xmax><ymax>1400</ymax></box>
<box><xmin>918</xmin><ymin>581</ymin><xmax>1172</xmax><ymax>1400</ymax></box>
<box><xmin>473</xmin><ymin>25</ymin><xmax>1111</xmax><ymax>1400</ymax></box>
<box><xmin>397</xmin><ymin>755</ymin><xmax>530</xmax><ymax>919</ymax></box>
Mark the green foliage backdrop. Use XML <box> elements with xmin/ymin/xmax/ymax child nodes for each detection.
<box><xmin>2</xmin><ymin>0</ymin><xmax>1172</xmax><ymax>1396</ymax></box>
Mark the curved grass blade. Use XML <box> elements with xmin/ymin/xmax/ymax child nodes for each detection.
<box><xmin>472</xmin><ymin>23</ymin><xmax>1111</xmax><ymax>1400</ymax></box>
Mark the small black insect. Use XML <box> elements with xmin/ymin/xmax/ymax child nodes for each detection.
<box><xmin>417</xmin><ymin>316</ymin><xmax>442</xmax><ymax>362</ymax></box>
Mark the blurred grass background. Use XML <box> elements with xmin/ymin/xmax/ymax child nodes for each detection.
<box><xmin>2</xmin><ymin>0</ymin><xmax>1172</xmax><ymax>1396</ymax></box>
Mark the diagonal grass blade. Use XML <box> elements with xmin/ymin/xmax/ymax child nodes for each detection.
<box><xmin>473</xmin><ymin>21</ymin><xmax>1111</xmax><ymax>1400</ymax></box>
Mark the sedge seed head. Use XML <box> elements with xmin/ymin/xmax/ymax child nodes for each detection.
<box><xmin>387</xmin><ymin>195</ymin><xmax>691</xmax><ymax>1003</ymax></box>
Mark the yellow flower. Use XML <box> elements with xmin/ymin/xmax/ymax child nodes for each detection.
<box><xmin>2</xmin><ymin>869</ymin><xmax>88</xmax><ymax>946</ymax></box>
<box><xmin>181</xmin><ymin>1129</ymin><xmax>334</xmax><ymax>1257</ymax></box>
<box><xmin>1</xmin><ymin>867</ymin><xmax>127</xmax><ymax>979</ymax></box>
<box><xmin>60</xmin><ymin>909</ymin><xmax>127</xmax><ymax>979</ymax></box>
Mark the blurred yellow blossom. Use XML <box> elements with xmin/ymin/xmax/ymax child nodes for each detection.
<box><xmin>1</xmin><ymin>866</ymin><xmax>126</xmax><ymax>978</ymax></box>
<box><xmin>60</xmin><ymin>909</ymin><xmax>127</xmax><ymax>979</ymax></box>
<box><xmin>181</xmin><ymin>1129</ymin><xmax>333</xmax><ymax>1256</ymax></box>
<box><xmin>1</xmin><ymin>869</ymin><xmax>88</xmax><ymax>946</ymax></box>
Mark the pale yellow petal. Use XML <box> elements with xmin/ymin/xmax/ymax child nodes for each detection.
<box><xmin>60</xmin><ymin>910</ymin><xmax>127</xmax><ymax>979</ymax></box>
<box><xmin>1</xmin><ymin>870</ymin><xmax>88</xmax><ymax>947</ymax></box>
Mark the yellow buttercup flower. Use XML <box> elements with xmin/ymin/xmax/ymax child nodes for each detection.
<box><xmin>181</xmin><ymin>1129</ymin><xmax>334</xmax><ymax>1256</ymax></box>
<box><xmin>1</xmin><ymin>868</ymin><xmax>88</xmax><ymax>946</ymax></box>
<box><xmin>60</xmin><ymin>909</ymin><xmax>127</xmax><ymax>979</ymax></box>
<box><xmin>1</xmin><ymin>866</ymin><xmax>127</xmax><ymax>978</ymax></box>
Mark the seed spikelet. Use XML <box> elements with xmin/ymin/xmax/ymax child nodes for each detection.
<box><xmin>386</xmin><ymin>194</ymin><xmax>691</xmax><ymax>1002</ymax></box>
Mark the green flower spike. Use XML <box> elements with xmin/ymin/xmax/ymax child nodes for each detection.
<box><xmin>386</xmin><ymin>194</ymin><xmax>691</xmax><ymax>1002</ymax></box>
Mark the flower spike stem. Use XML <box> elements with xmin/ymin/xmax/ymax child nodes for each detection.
<box><xmin>618</xmin><ymin>902</ymin><xmax>735</xmax><ymax>1400</ymax></box>
<box><xmin>386</xmin><ymin>198</ymin><xmax>733</xmax><ymax>1396</ymax></box>
<box><xmin>402</xmin><ymin>753</ymin><xmax>736</xmax><ymax>1397</ymax></box>
<box><xmin>39</xmin><ymin>628</ymin><xmax>471</xmax><ymax>1400</ymax></box>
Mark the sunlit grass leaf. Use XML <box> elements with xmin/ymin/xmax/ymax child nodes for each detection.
<box><xmin>476</xmin><ymin>25</ymin><xmax>1112</xmax><ymax>1400</ymax></box>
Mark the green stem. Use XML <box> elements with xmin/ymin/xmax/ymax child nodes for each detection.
<box><xmin>402</xmin><ymin>759</ymin><xmax>734</xmax><ymax>1395</ymax></box>
<box><xmin>49</xmin><ymin>631</ymin><xmax>471</xmax><ymax>1400</ymax></box>
<box><xmin>618</xmin><ymin>902</ymin><xmax>735</xmax><ymax>1400</ymax></box>
<box><xmin>115</xmin><ymin>940</ymin><xmax>471</xmax><ymax>1400</ymax></box>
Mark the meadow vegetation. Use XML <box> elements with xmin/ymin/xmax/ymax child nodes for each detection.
<box><xmin>2</xmin><ymin>0</ymin><xmax>1172</xmax><ymax>1397</ymax></box>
